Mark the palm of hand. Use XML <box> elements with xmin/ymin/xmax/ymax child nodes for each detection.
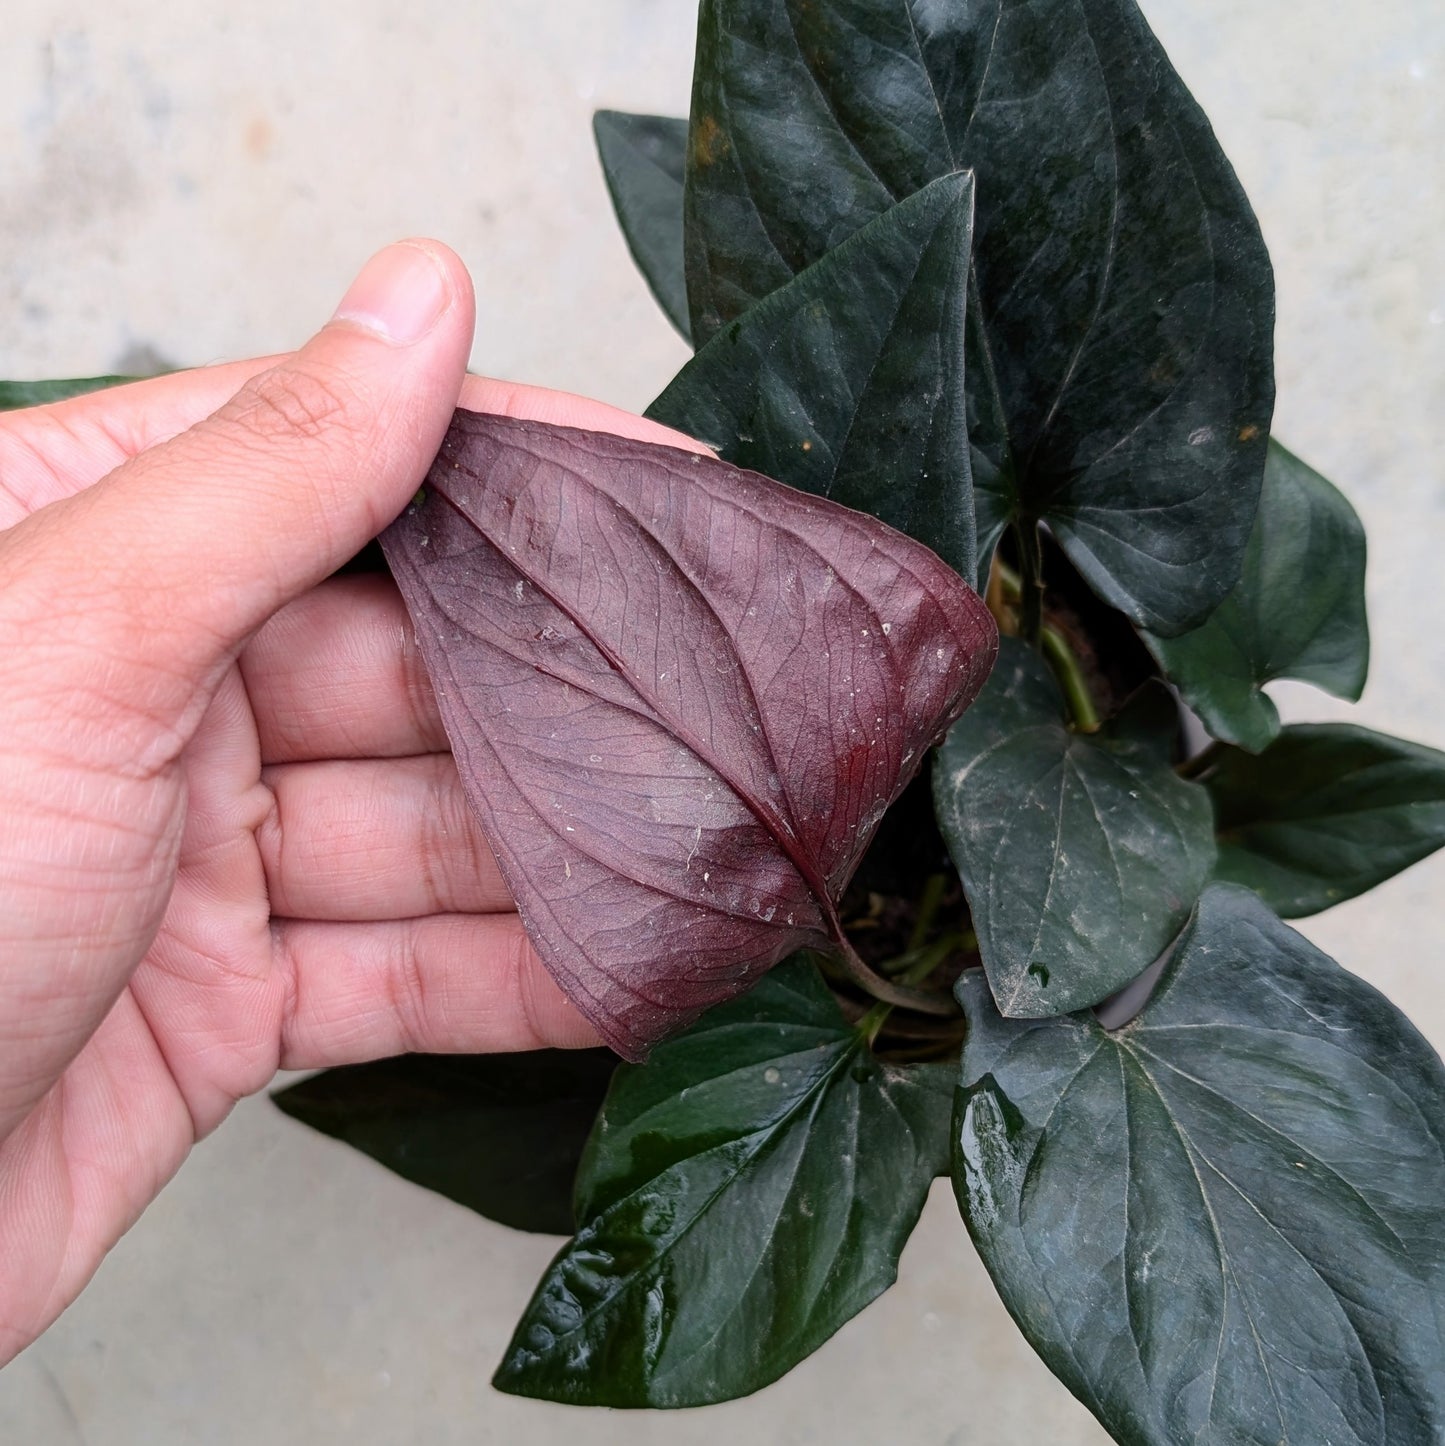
<box><xmin>0</xmin><ymin>361</ymin><xmax>644</xmax><ymax>1361</ymax></box>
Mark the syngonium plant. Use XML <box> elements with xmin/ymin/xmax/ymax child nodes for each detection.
<box><xmin>10</xmin><ymin>1</ymin><xmax>1445</xmax><ymax>1440</ymax></box>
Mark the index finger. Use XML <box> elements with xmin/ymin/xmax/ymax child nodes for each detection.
<box><xmin>0</xmin><ymin>362</ymin><xmax>708</xmax><ymax>523</ymax></box>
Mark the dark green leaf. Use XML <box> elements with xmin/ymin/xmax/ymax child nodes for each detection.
<box><xmin>1204</xmin><ymin>724</ymin><xmax>1445</xmax><ymax>916</ymax></box>
<box><xmin>650</xmin><ymin>172</ymin><xmax>976</xmax><ymax>579</ymax></box>
<box><xmin>684</xmin><ymin>0</ymin><xmax>1274</xmax><ymax>632</ymax></box>
<box><xmin>272</xmin><ymin>1050</ymin><xmax>617</xmax><ymax>1235</ymax></box>
<box><xmin>955</xmin><ymin>884</ymin><xmax>1445</xmax><ymax>1445</ymax></box>
<box><xmin>494</xmin><ymin>957</ymin><xmax>952</xmax><ymax>1406</ymax></box>
<box><xmin>0</xmin><ymin>375</ymin><xmax>138</xmax><ymax>411</ymax></box>
<box><xmin>593</xmin><ymin>111</ymin><xmax>692</xmax><ymax>342</ymax></box>
<box><xmin>934</xmin><ymin>638</ymin><xmax>1214</xmax><ymax>1016</ymax></box>
<box><xmin>1143</xmin><ymin>441</ymin><xmax>1369</xmax><ymax>751</ymax></box>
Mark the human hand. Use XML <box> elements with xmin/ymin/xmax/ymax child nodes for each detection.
<box><xmin>0</xmin><ymin>240</ymin><xmax>693</xmax><ymax>1363</ymax></box>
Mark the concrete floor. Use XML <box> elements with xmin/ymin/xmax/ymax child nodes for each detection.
<box><xmin>1</xmin><ymin>1</ymin><xmax>1441</xmax><ymax>1442</ymax></box>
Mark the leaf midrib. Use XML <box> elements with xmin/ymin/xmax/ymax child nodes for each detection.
<box><xmin>428</xmin><ymin>469</ymin><xmax>848</xmax><ymax>945</ymax></box>
<box><xmin>1121</xmin><ymin>1042</ymin><xmax>1393</xmax><ymax>1436</ymax></box>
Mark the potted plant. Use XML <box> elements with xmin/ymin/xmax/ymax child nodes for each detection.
<box><xmin>9</xmin><ymin>1</ymin><xmax>1443</xmax><ymax>1440</ymax></box>
<box><xmin>282</xmin><ymin>2</ymin><xmax>1445</xmax><ymax>1438</ymax></box>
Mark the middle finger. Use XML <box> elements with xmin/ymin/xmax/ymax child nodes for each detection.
<box><xmin>241</xmin><ymin>572</ymin><xmax>445</xmax><ymax>765</ymax></box>
<box><xmin>258</xmin><ymin>751</ymin><xmax>512</xmax><ymax>920</ymax></box>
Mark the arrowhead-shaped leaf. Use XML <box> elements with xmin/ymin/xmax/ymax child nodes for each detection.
<box><xmin>1143</xmin><ymin>441</ymin><xmax>1369</xmax><ymax>751</ymax></box>
<box><xmin>494</xmin><ymin>957</ymin><xmax>953</xmax><ymax>1406</ymax></box>
<box><xmin>1203</xmin><ymin>724</ymin><xmax>1445</xmax><ymax>916</ymax></box>
<box><xmin>271</xmin><ymin>1050</ymin><xmax>616</xmax><ymax>1234</ymax></box>
<box><xmin>649</xmin><ymin>171</ymin><xmax>977</xmax><ymax>580</ymax></box>
<box><xmin>955</xmin><ymin>885</ymin><xmax>1445</xmax><ymax>1445</ymax></box>
<box><xmin>592</xmin><ymin>111</ymin><xmax>692</xmax><ymax>342</ymax></box>
<box><xmin>933</xmin><ymin>638</ymin><xmax>1214</xmax><ymax>1016</ymax></box>
<box><xmin>381</xmin><ymin>412</ymin><xmax>996</xmax><ymax>1059</ymax></box>
<box><xmin>683</xmin><ymin>0</ymin><xmax>1275</xmax><ymax>633</ymax></box>
<box><xmin>0</xmin><ymin>375</ymin><xmax>138</xmax><ymax>410</ymax></box>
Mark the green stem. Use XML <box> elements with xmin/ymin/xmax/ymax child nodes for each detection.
<box><xmin>994</xmin><ymin>558</ymin><xmax>1023</xmax><ymax>599</ymax></box>
<box><xmin>1040</xmin><ymin>624</ymin><xmax>1100</xmax><ymax>733</ymax></box>
<box><xmin>1177</xmin><ymin>739</ymin><xmax>1224</xmax><ymax>780</ymax></box>
<box><xmin>1001</xmin><ymin>532</ymin><xmax>1099</xmax><ymax>731</ymax></box>
<box><xmin>1015</xmin><ymin>521</ymin><xmax>1045</xmax><ymax>646</ymax></box>
<box><xmin>834</xmin><ymin>936</ymin><xmax>958</xmax><ymax>1017</ymax></box>
<box><xmin>899</xmin><ymin>932</ymin><xmax>964</xmax><ymax>987</ymax></box>
<box><xmin>907</xmin><ymin>873</ymin><xmax>949</xmax><ymax>953</ymax></box>
<box><xmin>857</xmin><ymin>1000</ymin><xmax>891</xmax><ymax>1046</ymax></box>
<box><xmin>854</xmin><ymin>932</ymin><xmax>965</xmax><ymax>1041</ymax></box>
<box><xmin>844</xmin><ymin>874</ymin><xmax>971</xmax><ymax>1040</ymax></box>
<box><xmin>881</xmin><ymin>930</ymin><xmax>967</xmax><ymax>982</ymax></box>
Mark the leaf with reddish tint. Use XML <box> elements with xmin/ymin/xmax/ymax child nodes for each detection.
<box><xmin>381</xmin><ymin>412</ymin><xmax>996</xmax><ymax>1058</ymax></box>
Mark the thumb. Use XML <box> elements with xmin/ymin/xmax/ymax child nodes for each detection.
<box><xmin>0</xmin><ymin>239</ymin><xmax>473</xmax><ymax>771</ymax></box>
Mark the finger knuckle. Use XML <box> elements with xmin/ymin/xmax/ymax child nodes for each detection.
<box><xmin>511</xmin><ymin>935</ymin><xmax>583</xmax><ymax>1049</ymax></box>
<box><xmin>232</xmin><ymin>366</ymin><xmax>355</xmax><ymax>446</ymax></box>
<box><xmin>387</xmin><ymin>921</ymin><xmax>435</xmax><ymax>1053</ymax></box>
<box><xmin>399</xmin><ymin>618</ymin><xmax>444</xmax><ymax>750</ymax></box>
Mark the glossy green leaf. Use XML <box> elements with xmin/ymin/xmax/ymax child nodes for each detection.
<box><xmin>649</xmin><ymin>171</ymin><xmax>976</xmax><ymax>579</ymax></box>
<box><xmin>684</xmin><ymin>0</ymin><xmax>1274</xmax><ymax>633</ymax></box>
<box><xmin>955</xmin><ymin>884</ymin><xmax>1445</xmax><ymax>1445</ymax></box>
<box><xmin>593</xmin><ymin>111</ymin><xmax>692</xmax><ymax>342</ymax></box>
<box><xmin>494</xmin><ymin>957</ymin><xmax>952</xmax><ymax>1406</ymax></box>
<box><xmin>934</xmin><ymin>638</ymin><xmax>1214</xmax><ymax>1016</ymax></box>
<box><xmin>272</xmin><ymin>1050</ymin><xmax>616</xmax><ymax>1235</ymax></box>
<box><xmin>1143</xmin><ymin>441</ymin><xmax>1369</xmax><ymax>751</ymax></box>
<box><xmin>1203</xmin><ymin>724</ymin><xmax>1445</xmax><ymax>917</ymax></box>
<box><xmin>0</xmin><ymin>375</ymin><xmax>138</xmax><ymax>411</ymax></box>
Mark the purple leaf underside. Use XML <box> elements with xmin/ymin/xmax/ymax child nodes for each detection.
<box><xmin>381</xmin><ymin>411</ymin><xmax>997</xmax><ymax>1058</ymax></box>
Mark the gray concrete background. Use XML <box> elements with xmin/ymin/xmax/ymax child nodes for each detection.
<box><xmin>1</xmin><ymin>1</ymin><xmax>1441</xmax><ymax>1442</ymax></box>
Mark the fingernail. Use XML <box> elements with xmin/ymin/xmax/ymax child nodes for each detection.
<box><xmin>331</xmin><ymin>241</ymin><xmax>452</xmax><ymax>345</ymax></box>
